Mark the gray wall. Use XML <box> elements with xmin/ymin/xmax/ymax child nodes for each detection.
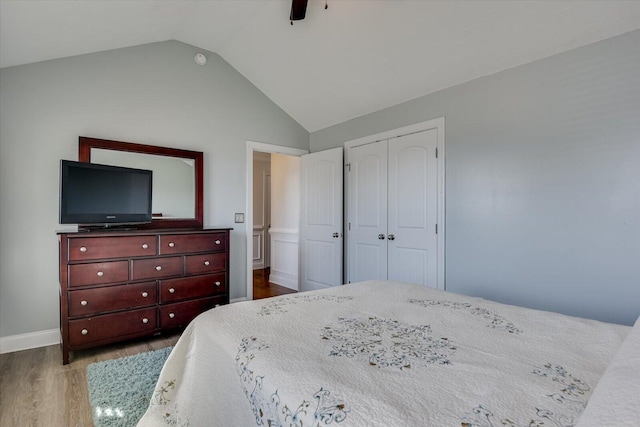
<box><xmin>312</xmin><ymin>30</ymin><xmax>640</xmax><ymax>326</ymax></box>
<box><xmin>0</xmin><ymin>40</ymin><xmax>308</xmax><ymax>339</ymax></box>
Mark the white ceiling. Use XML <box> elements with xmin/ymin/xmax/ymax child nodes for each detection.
<box><xmin>2</xmin><ymin>0</ymin><xmax>640</xmax><ymax>132</ymax></box>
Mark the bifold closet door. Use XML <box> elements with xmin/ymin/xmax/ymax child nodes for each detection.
<box><xmin>387</xmin><ymin>130</ymin><xmax>438</xmax><ymax>286</ymax></box>
<box><xmin>347</xmin><ymin>129</ymin><xmax>438</xmax><ymax>287</ymax></box>
<box><xmin>348</xmin><ymin>140</ymin><xmax>388</xmax><ymax>283</ymax></box>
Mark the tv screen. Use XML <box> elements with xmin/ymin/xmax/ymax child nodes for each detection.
<box><xmin>59</xmin><ymin>160</ymin><xmax>153</xmax><ymax>226</ymax></box>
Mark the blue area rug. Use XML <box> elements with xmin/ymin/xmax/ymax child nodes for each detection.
<box><xmin>86</xmin><ymin>347</ymin><xmax>172</xmax><ymax>427</ymax></box>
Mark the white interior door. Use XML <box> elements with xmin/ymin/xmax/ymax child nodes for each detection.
<box><xmin>347</xmin><ymin>140</ymin><xmax>388</xmax><ymax>282</ymax></box>
<box><xmin>347</xmin><ymin>128</ymin><xmax>440</xmax><ymax>288</ymax></box>
<box><xmin>387</xmin><ymin>130</ymin><xmax>438</xmax><ymax>287</ymax></box>
<box><xmin>300</xmin><ymin>147</ymin><xmax>343</xmax><ymax>291</ymax></box>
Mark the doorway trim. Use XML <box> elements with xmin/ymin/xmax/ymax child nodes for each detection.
<box><xmin>343</xmin><ymin>117</ymin><xmax>446</xmax><ymax>290</ymax></box>
<box><xmin>246</xmin><ymin>141</ymin><xmax>308</xmax><ymax>301</ymax></box>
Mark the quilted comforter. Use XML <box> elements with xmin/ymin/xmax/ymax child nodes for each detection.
<box><xmin>138</xmin><ymin>280</ymin><xmax>632</xmax><ymax>426</ymax></box>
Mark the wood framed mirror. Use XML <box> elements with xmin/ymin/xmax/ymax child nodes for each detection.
<box><xmin>79</xmin><ymin>136</ymin><xmax>203</xmax><ymax>229</ymax></box>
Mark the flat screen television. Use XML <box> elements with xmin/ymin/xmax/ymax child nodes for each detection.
<box><xmin>59</xmin><ymin>160</ymin><xmax>153</xmax><ymax>227</ymax></box>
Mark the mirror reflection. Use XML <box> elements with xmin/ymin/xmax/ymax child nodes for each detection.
<box><xmin>91</xmin><ymin>149</ymin><xmax>196</xmax><ymax>219</ymax></box>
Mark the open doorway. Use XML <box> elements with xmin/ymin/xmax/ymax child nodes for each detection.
<box><xmin>245</xmin><ymin>141</ymin><xmax>308</xmax><ymax>301</ymax></box>
<box><xmin>251</xmin><ymin>151</ymin><xmax>298</xmax><ymax>299</ymax></box>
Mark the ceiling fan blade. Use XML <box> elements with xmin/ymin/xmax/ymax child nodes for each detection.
<box><xmin>290</xmin><ymin>0</ymin><xmax>308</xmax><ymax>21</ymax></box>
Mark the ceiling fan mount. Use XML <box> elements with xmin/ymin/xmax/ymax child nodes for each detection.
<box><xmin>290</xmin><ymin>0</ymin><xmax>308</xmax><ymax>22</ymax></box>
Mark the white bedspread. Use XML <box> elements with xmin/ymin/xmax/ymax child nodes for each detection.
<box><xmin>576</xmin><ymin>315</ymin><xmax>640</xmax><ymax>426</ymax></box>
<box><xmin>138</xmin><ymin>280</ymin><xmax>630</xmax><ymax>427</ymax></box>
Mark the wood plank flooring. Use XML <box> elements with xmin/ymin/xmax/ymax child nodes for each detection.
<box><xmin>0</xmin><ymin>333</ymin><xmax>180</xmax><ymax>427</ymax></box>
<box><xmin>253</xmin><ymin>268</ymin><xmax>297</xmax><ymax>300</ymax></box>
<box><xmin>0</xmin><ymin>272</ymin><xmax>295</xmax><ymax>426</ymax></box>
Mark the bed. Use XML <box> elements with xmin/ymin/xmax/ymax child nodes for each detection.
<box><xmin>138</xmin><ymin>280</ymin><xmax>637</xmax><ymax>426</ymax></box>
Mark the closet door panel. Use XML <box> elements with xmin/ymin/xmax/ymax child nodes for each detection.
<box><xmin>348</xmin><ymin>140</ymin><xmax>388</xmax><ymax>283</ymax></box>
<box><xmin>387</xmin><ymin>129</ymin><xmax>438</xmax><ymax>287</ymax></box>
<box><xmin>353</xmin><ymin>243</ymin><xmax>385</xmax><ymax>282</ymax></box>
<box><xmin>391</xmin><ymin>247</ymin><xmax>427</xmax><ymax>286</ymax></box>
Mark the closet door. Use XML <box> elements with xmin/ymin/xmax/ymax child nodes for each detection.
<box><xmin>387</xmin><ymin>130</ymin><xmax>438</xmax><ymax>287</ymax></box>
<box><xmin>348</xmin><ymin>140</ymin><xmax>388</xmax><ymax>282</ymax></box>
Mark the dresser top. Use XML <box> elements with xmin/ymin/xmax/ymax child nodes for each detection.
<box><xmin>57</xmin><ymin>227</ymin><xmax>232</xmax><ymax>237</ymax></box>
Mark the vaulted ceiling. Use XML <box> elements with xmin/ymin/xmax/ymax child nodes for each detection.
<box><xmin>2</xmin><ymin>0</ymin><xmax>640</xmax><ymax>132</ymax></box>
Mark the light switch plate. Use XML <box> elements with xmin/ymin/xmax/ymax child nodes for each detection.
<box><xmin>234</xmin><ymin>213</ymin><xmax>245</xmax><ymax>223</ymax></box>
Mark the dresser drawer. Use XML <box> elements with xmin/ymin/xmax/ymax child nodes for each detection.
<box><xmin>68</xmin><ymin>261</ymin><xmax>129</xmax><ymax>288</ymax></box>
<box><xmin>159</xmin><ymin>233</ymin><xmax>226</xmax><ymax>255</ymax></box>
<box><xmin>68</xmin><ymin>236</ymin><xmax>157</xmax><ymax>261</ymax></box>
<box><xmin>185</xmin><ymin>253</ymin><xmax>226</xmax><ymax>275</ymax></box>
<box><xmin>68</xmin><ymin>307</ymin><xmax>157</xmax><ymax>346</ymax></box>
<box><xmin>159</xmin><ymin>297</ymin><xmax>225</xmax><ymax>329</ymax></box>
<box><xmin>131</xmin><ymin>256</ymin><xmax>182</xmax><ymax>280</ymax></box>
<box><xmin>160</xmin><ymin>273</ymin><xmax>226</xmax><ymax>304</ymax></box>
<box><xmin>68</xmin><ymin>282</ymin><xmax>156</xmax><ymax>317</ymax></box>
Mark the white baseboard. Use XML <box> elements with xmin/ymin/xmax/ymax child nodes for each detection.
<box><xmin>0</xmin><ymin>329</ymin><xmax>60</xmax><ymax>354</ymax></box>
<box><xmin>269</xmin><ymin>270</ymin><xmax>298</xmax><ymax>290</ymax></box>
<box><xmin>230</xmin><ymin>297</ymin><xmax>247</xmax><ymax>303</ymax></box>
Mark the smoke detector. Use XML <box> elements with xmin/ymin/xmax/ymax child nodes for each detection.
<box><xmin>194</xmin><ymin>53</ymin><xmax>207</xmax><ymax>66</ymax></box>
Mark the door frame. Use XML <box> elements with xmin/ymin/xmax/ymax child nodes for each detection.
<box><xmin>344</xmin><ymin>117</ymin><xmax>446</xmax><ymax>290</ymax></box>
<box><xmin>246</xmin><ymin>141</ymin><xmax>308</xmax><ymax>301</ymax></box>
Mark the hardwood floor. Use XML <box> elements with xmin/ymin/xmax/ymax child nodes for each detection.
<box><xmin>0</xmin><ymin>272</ymin><xmax>293</xmax><ymax>426</ymax></box>
<box><xmin>253</xmin><ymin>267</ymin><xmax>297</xmax><ymax>299</ymax></box>
<box><xmin>0</xmin><ymin>333</ymin><xmax>180</xmax><ymax>427</ymax></box>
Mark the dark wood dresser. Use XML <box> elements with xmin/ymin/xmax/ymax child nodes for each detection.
<box><xmin>58</xmin><ymin>228</ymin><xmax>230</xmax><ymax>364</ymax></box>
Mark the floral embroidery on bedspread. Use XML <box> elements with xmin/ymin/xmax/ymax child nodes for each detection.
<box><xmin>408</xmin><ymin>299</ymin><xmax>523</xmax><ymax>334</ymax></box>
<box><xmin>152</xmin><ymin>379</ymin><xmax>176</xmax><ymax>405</ymax></box>
<box><xmin>461</xmin><ymin>363</ymin><xmax>590</xmax><ymax>427</ymax></box>
<box><xmin>236</xmin><ymin>337</ymin><xmax>349</xmax><ymax>426</ymax></box>
<box><xmin>149</xmin><ymin>379</ymin><xmax>190</xmax><ymax>426</ymax></box>
<box><xmin>258</xmin><ymin>295</ymin><xmax>353</xmax><ymax>316</ymax></box>
<box><xmin>322</xmin><ymin>317</ymin><xmax>457</xmax><ymax>369</ymax></box>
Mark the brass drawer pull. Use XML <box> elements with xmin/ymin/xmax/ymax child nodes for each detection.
<box><xmin>81</xmin><ymin>329</ymin><xmax>88</xmax><ymax>335</ymax></box>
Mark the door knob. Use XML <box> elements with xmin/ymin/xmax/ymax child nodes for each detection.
<box><xmin>387</xmin><ymin>234</ymin><xmax>395</xmax><ymax>240</ymax></box>
<box><xmin>378</xmin><ymin>234</ymin><xmax>385</xmax><ymax>240</ymax></box>
<box><xmin>332</xmin><ymin>232</ymin><xmax>340</xmax><ymax>238</ymax></box>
